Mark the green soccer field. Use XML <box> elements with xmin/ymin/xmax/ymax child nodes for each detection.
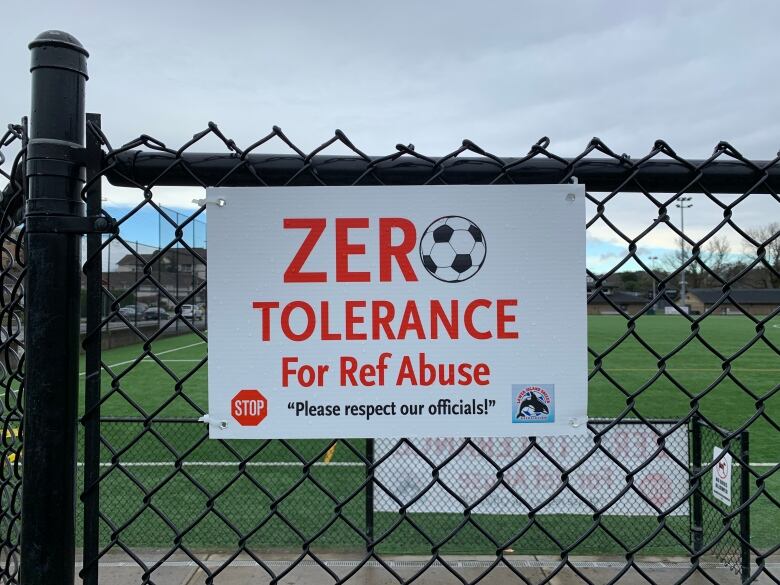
<box><xmin>75</xmin><ymin>315</ymin><xmax>779</xmax><ymax>555</ymax></box>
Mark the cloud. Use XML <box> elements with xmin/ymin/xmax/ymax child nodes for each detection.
<box><xmin>103</xmin><ymin>185</ymin><xmax>204</xmax><ymax>210</ymax></box>
<box><xmin>2</xmin><ymin>0</ymin><xmax>779</xmax><ymax>258</ymax></box>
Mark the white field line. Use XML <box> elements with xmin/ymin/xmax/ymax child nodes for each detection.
<box><xmin>85</xmin><ymin>362</ymin><xmax>780</xmax><ymax>371</ymax></box>
<box><xmin>79</xmin><ymin>341</ymin><xmax>205</xmax><ymax>376</ymax></box>
<box><xmin>138</xmin><ymin>358</ymin><xmax>203</xmax><ymax>362</ymax></box>
<box><xmin>74</xmin><ymin>460</ymin><xmax>779</xmax><ymax>468</ymax></box>
<box><xmin>603</xmin><ymin>367</ymin><xmax>780</xmax><ymax>372</ymax></box>
<box><xmin>76</xmin><ymin>461</ymin><xmax>362</xmax><ymax>468</ymax></box>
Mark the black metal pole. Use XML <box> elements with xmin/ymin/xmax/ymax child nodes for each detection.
<box><xmin>740</xmin><ymin>431</ymin><xmax>751</xmax><ymax>584</ymax></box>
<box><xmin>106</xmin><ymin>150</ymin><xmax>780</xmax><ymax>193</ymax></box>
<box><xmin>690</xmin><ymin>414</ymin><xmax>704</xmax><ymax>554</ymax></box>
<box><xmin>191</xmin><ymin>223</ymin><xmax>196</xmax><ymax>325</ymax></box>
<box><xmin>107</xmin><ymin>234</ymin><xmax>111</xmax><ymax>345</ymax></box>
<box><xmin>22</xmin><ymin>30</ymin><xmax>88</xmax><ymax>585</ymax></box>
<box><xmin>175</xmin><ymin>211</ymin><xmax>180</xmax><ymax>334</ymax></box>
<box><xmin>157</xmin><ymin>212</ymin><xmax>161</xmax><ymax>328</ymax></box>
<box><xmin>365</xmin><ymin>438</ymin><xmax>375</xmax><ymax>551</ymax></box>
<box><xmin>80</xmin><ymin>112</ymin><xmax>103</xmax><ymax>585</ymax></box>
<box><xmin>135</xmin><ymin>241</ymin><xmax>139</xmax><ymax>326</ymax></box>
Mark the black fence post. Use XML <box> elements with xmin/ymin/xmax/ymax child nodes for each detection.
<box><xmin>21</xmin><ymin>31</ymin><xmax>88</xmax><ymax>585</ymax></box>
<box><xmin>740</xmin><ymin>430</ymin><xmax>751</xmax><ymax>584</ymax></box>
<box><xmin>691</xmin><ymin>414</ymin><xmax>704</xmax><ymax>554</ymax></box>
<box><xmin>80</xmin><ymin>112</ymin><xmax>103</xmax><ymax>585</ymax></box>
<box><xmin>365</xmin><ymin>438</ymin><xmax>375</xmax><ymax>551</ymax></box>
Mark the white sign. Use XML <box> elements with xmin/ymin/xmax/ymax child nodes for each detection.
<box><xmin>712</xmin><ymin>447</ymin><xmax>732</xmax><ymax>506</ymax></box>
<box><xmin>206</xmin><ymin>185</ymin><xmax>586</xmax><ymax>439</ymax></box>
<box><xmin>375</xmin><ymin>423</ymin><xmax>690</xmax><ymax>516</ymax></box>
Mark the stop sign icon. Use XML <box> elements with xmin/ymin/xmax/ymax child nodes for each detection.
<box><xmin>231</xmin><ymin>389</ymin><xmax>267</xmax><ymax>426</ymax></box>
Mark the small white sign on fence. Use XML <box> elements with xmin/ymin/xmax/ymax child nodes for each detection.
<box><xmin>712</xmin><ymin>447</ymin><xmax>733</xmax><ymax>506</ymax></box>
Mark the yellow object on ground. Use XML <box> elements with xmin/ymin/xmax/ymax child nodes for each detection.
<box><xmin>323</xmin><ymin>443</ymin><xmax>337</xmax><ymax>464</ymax></box>
<box><xmin>5</xmin><ymin>427</ymin><xmax>18</xmax><ymax>463</ymax></box>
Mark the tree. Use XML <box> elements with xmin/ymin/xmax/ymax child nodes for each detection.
<box><xmin>619</xmin><ymin>271</ymin><xmax>639</xmax><ymax>292</ymax></box>
<box><xmin>744</xmin><ymin>222</ymin><xmax>780</xmax><ymax>288</ymax></box>
<box><xmin>704</xmin><ymin>235</ymin><xmax>734</xmax><ymax>280</ymax></box>
<box><xmin>661</xmin><ymin>235</ymin><xmax>735</xmax><ymax>289</ymax></box>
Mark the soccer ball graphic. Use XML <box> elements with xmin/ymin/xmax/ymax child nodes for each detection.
<box><xmin>419</xmin><ymin>216</ymin><xmax>486</xmax><ymax>283</ymax></box>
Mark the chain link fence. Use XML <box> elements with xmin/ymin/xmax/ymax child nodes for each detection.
<box><xmin>88</xmin><ymin>206</ymin><xmax>206</xmax><ymax>349</ymax></box>
<box><xmin>2</xmin><ymin>38</ymin><xmax>779</xmax><ymax>582</ymax></box>
<box><xmin>372</xmin><ymin>420</ymin><xmax>693</xmax><ymax>553</ymax></box>
<box><xmin>0</xmin><ymin>122</ymin><xmax>24</xmax><ymax>585</ymax></box>
<box><xmin>696</xmin><ymin>418</ymin><xmax>751</xmax><ymax>576</ymax></box>
<box><xmin>87</xmin><ymin>418</ymin><xmax>706</xmax><ymax>555</ymax></box>
<box><xmin>66</xmin><ymin>119</ymin><xmax>778</xmax><ymax>584</ymax></box>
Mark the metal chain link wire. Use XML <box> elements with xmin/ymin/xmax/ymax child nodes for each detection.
<box><xmin>697</xmin><ymin>421</ymin><xmax>747</xmax><ymax>574</ymax></box>
<box><xmin>0</xmin><ymin>123</ymin><xmax>26</xmax><ymax>585</ymax></box>
<box><xmin>1</xmin><ymin>119</ymin><xmax>772</xmax><ymax>584</ymax></box>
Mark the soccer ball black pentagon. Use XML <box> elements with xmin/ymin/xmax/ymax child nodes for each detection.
<box><xmin>419</xmin><ymin>216</ymin><xmax>486</xmax><ymax>282</ymax></box>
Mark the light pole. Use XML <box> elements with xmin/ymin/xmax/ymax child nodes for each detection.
<box><xmin>675</xmin><ymin>196</ymin><xmax>693</xmax><ymax>311</ymax></box>
<box><xmin>648</xmin><ymin>255</ymin><xmax>659</xmax><ymax>305</ymax></box>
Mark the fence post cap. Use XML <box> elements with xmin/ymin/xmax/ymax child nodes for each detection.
<box><xmin>29</xmin><ymin>31</ymin><xmax>88</xmax><ymax>78</ymax></box>
<box><xmin>29</xmin><ymin>30</ymin><xmax>89</xmax><ymax>55</ymax></box>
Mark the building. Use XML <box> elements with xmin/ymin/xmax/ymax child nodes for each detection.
<box><xmin>102</xmin><ymin>271</ymin><xmax>206</xmax><ymax>309</ymax></box>
<box><xmin>115</xmin><ymin>247</ymin><xmax>207</xmax><ymax>279</ymax></box>
<box><xmin>587</xmin><ymin>290</ymin><xmax>648</xmax><ymax>315</ymax></box>
<box><xmin>686</xmin><ymin>288</ymin><xmax>780</xmax><ymax>316</ymax></box>
<box><xmin>110</xmin><ymin>247</ymin><xmax>207</xmax><ymax>309</ymax></box>
<box><xmin>586</xmin><ymin>274</ymin><xmax>619</xmax><ymax>295</ymax></box>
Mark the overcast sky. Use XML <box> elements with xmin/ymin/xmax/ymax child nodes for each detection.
<box><xmin>2</xmin><ymin>1</ymin><xmax>779</xmax><ymax>272</ymax></box>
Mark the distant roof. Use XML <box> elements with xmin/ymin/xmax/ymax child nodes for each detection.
<box><xmin>116</xmin><ymin>247</ymin><xmax>207</xmax><ymax>265</ymax></box>
<box><xmin>587</xmin><ymin>274</ymin><xmax>620</xmax><ymax>288</ymax></box>
<box><xmin>102</xmin><ymin>272</ymin><xmax>205</xmax><ymax>289</ymax></box>
<box><xmin>117</xmin><ymin>253</ymin><xmax>154</xmax><ymax>265</ymax></box>
<box><xmin>589</xmin><ymin>290</ymin><xmax>647</xmax><ymax>305</ymax></box>
<box><xmin>689</xmin><ymin>288</ymin><xmax>780</xmax><ymax>305</ymax></box>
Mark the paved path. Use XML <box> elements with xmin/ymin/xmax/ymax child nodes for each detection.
<box><xmin>78</xmin><ymin>551</ymin><xmax>778</xmax><ymax>584</ymax></box>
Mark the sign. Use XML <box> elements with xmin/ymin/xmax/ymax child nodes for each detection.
<box><xmin>206</xmin><ymin>185</ymin><xmax>586</xmax><ymax>439</ymax></box>
<box><xmin>374</xmin><ymin>423</ymin><xmax>690</xmax><ymax>516</ymax></box>
<box><xmin>712</xmin><ymin>447</ymin><xmax>732</xmax><ymax>506</ymax></box>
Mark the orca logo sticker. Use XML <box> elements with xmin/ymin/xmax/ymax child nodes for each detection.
<box><xmin>512</xmin><ymin>385</ymin><xmax>555</xmax><ymax>423</ymax></box>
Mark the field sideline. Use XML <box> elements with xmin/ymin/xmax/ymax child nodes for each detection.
<box><xmin>74</xmin><ymin>315</ymin><xmax>779</xmax><ymax>554</ymax></box>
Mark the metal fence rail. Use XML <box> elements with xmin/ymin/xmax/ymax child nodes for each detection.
<box><xmin>0</xmin><ymin>30</ymin><xmax>778</xmax><ymax>585</ymax></box>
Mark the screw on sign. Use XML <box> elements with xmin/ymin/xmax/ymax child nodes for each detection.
<box><xmin>231</xmin><ymin>389</ymin><xmax>267</xmax><ymax>426</ymax></box>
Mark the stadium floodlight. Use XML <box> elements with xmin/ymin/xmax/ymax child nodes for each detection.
<box><xmin>675</xmin><ymin>196</ymin><xmax>694</xmax><ymax>310</ymax></box>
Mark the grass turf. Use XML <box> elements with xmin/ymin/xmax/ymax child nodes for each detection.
<box><xmin>74</xmin><ymin>315</ymin><xmax>778</xmax><ymax>556</ymax></box>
